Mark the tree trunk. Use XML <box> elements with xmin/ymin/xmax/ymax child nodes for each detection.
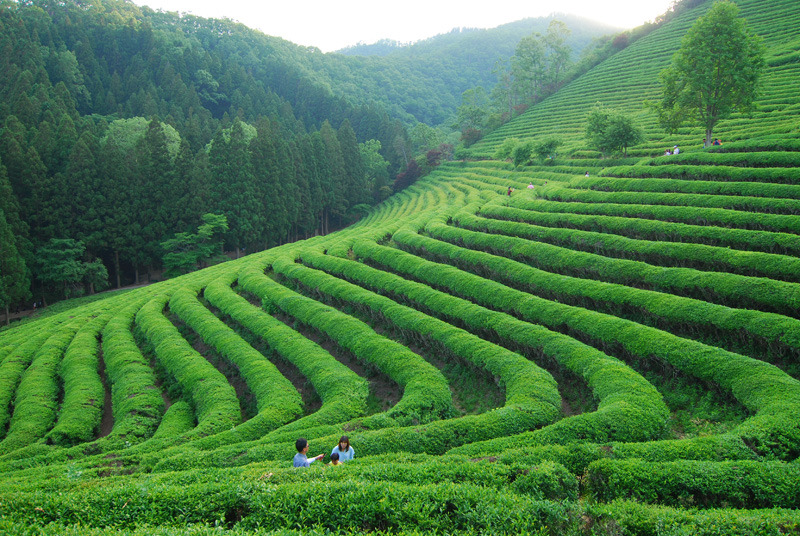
<box><xmin>114</xmin><ymin>249</ymin><xmax>121</xmax><ymax>289</ymax></box>
<box><xmin>4</xmin><ymin>304</ymin><xmax>9</xmax><ymax>326</ymax></box>
<box><xmin>135</xmin><ymin>267</ymin><xmax>140</xmax><ymax>285</ymax></box>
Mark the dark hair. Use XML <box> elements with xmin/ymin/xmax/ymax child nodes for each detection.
<box><xmin>330</xmin><ymin>452</ymin><xmax>340</xmax><ymax>461</ymax></box>
<box><xmin>338</xmin><ymin>436</ymin><xmax>350</xmax><ymax>450</ymax></box>
<box><xmin>295</xmin><ymin>437</ymin><xmax>308</xmax><ymax>452</ymax></box>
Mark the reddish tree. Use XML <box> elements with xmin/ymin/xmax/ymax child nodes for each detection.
<box><xmin>392</xmin><ymin>160</ymin><xmax>421</xmax><ymax>191</ymax></box>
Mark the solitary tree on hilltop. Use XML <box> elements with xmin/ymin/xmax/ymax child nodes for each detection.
<box><xmin>651</xmin><ymin>0</ymin><xmax>765</xmax><ymax>146</ymax></box>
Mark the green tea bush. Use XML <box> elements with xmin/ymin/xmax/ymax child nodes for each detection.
<box><xmin>601</xmin><ymin>163</ymin><xmax>800</xmax><ymax>184</ymax></box>
<box><xmin>204</xmin><ymin>273</ymin><xmax>369</xmax><ymax>433</ymax></box>
<box><xmin>433</xmin><ymin>206</ymin><xmax>800</xmax><ymax>316</ymax></box>
<box><xmin>168</xmin><ymin>286</ymin><xmax>302</xmax><ymax>444</ymax></box>
<box><xmin>44</xmin><ymin>311</ymin><xmax>110</xmax><ymax>447</ymax></box>
<box><xmin>135</xmin><ymin>295</ymin><xmax>241</xmax><ymax>440</ymax></box>
<box><xmin>0</xmin><ymin>316</ymin><xmax>85</xmax><ymax>455</ymax></box>
<box><xmin>586</xmin><ymin>459</ymin><xmax>800</xmax><ymax>508</ymax></box>
<box><xmin>239</xmin><ymin>262</ymin><xmax>456</xmax><ymax>426</ymax></box>
<box><xmin>396</xmin><ymin>217</ymin><xmax>800</xmax><ymax>368</ymax></box>
<box><xmin>376</xmin><ymin>224</ymin><xmax>800</xmax><ymax>460</ymax></box>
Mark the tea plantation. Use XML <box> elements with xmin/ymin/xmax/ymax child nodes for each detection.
<box><xmin>2</xmin><ymin>0</ymin><xmax>800</xmax><ymax>534</ymax></box>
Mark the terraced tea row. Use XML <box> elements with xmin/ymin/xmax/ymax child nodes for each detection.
<box><xmin>468</xmin><ymin>0</ymin><xmax>800</xmax><ymax>159</ymax></box>
<box><xmin>3</xmin><ymin>141</ymin><xmax>800</xmax><ymax>533</ymax></box>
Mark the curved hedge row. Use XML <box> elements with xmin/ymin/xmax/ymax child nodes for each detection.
<box><xmin>439</xmin><ymin>206</ymin><xmax>800</xmax><ymax>316</ymax></box>
<box><xmin>100</xmin><ymin>289</ymin><xmax>166</xmax><ymax>445</ymax></box>
<box><xmin>647</xmin><ymin>150</ymin><xmax>800</xmax><ymax>168</ymax></box>
<box><xmin>203</xmin><ymin>272</ymin><xmax>369</xmax><ymax>435</ymax></box>
<box><xmin>238</xmin><ymin>261</ymin><xmax>456</xmax><ymax>427</ymax></box>
<box><xmin>44</xmin><ymin>309</ymin><xmax>114</xmax><ymax>447</ymax></box>
<box><xmin>0</xmin><ymin>315</ymin><xmax>85</xmax><ymax>455</ymax></box>
<box><xmin>483</xmin><ymin>200</ymin><xmax>800</xmax><ymax>256</ymax></box>
<box><xmin>455</xmin><ymin>205</ymin><xmax>800</xmax><ymax>283</ymax></box>
<box><xmin>372</xmin><ymin>225</ymin><xmax>800</xmax><ymax>460</ymax></box>
<box><xmin>350</xmin><ymin>238</ymin><xmax>669</xmax><ymax>447</ymax></box>
<box><xmin>134</xmin><ymin>294</ymin><xmax>241</xmax><ymax>440</ymax></box>
<box><xmin>572</xmin><ymin>175</ymin><xmax>800</xmax><ymax>202</ymax></box>
<box><xmin>277</xmin><ymin>251</ymin><xmax>562</xmax><ymax>446</ymax></box>
<box><xmin>586</xmin><ymin>459</ymin><xmax>800</xmax><ymax>508</ymax></box>
<box><xmin>166</xmin><ymin>286</ymin><xmax>303</xmax><ymax>447</ymax></box>
<box><xmin>396</xmin><ymin>218</ymin><xmax>800</xmax><ymax>366</ymax></box>
<box><xmin>532</xmin><ymin>184</ymin><xmax>800</xmax><ymax>221</ymax></box>
<box><xmin>0</xmin><ymin>321</ymin><xmax>66</xmax><ymax>444</ymax></box>
<box><xmin>600</xmin><ymin>164</ymin><xmax>800</xmax><ymax>184</ymax></box>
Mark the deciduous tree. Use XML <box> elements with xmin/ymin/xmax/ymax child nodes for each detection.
<box><xmin>651</xmin><ymin>0</ymin><xmax>765</xmax><ymax>145</ymax></box>
<box><xmin>585</xmin><ymin>103</ymin><xmax>644</xmax><ymax>156</ymax></box>
<box><xmin>161</xmin><ymin>213</ymin><xmax>228</xmax><ymax>278</ymax></box>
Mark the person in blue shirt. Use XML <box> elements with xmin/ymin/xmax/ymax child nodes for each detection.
<box><xmin>331</xmin><ymin>435</ymin><xmax>355</xmax><ymax>462</ymax></box>
<box><xmin>293</xmin><ymin>437</ymin><xmax>324</xmax><ymax>467</ymax></box>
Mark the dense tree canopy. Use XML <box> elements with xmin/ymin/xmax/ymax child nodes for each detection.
<box><xmin>0</xmin><ymin>0</ymin><xmax>416</xmax><ymax>307</ymax></box>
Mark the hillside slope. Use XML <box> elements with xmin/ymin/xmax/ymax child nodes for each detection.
<box><xmin>468</xmin><ymin>0</ymin><xmax>800</xmax><ymax>158</ymax></box>
<box><xmin>2</xmin><ymin>0</ymin><xmax>800</xmax><ymax>534</ymax></box>
<box><xmin>331</xmin><ymin>14</ymin><xmax>620</xmax><ymax>125</ymax></box>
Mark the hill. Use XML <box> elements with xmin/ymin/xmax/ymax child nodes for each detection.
<box><xmin>467</xmin><ymin>0</ymin><xmax>800</xmax><ymax>157</ymax></box>
<box><xmin>2</xmin><ymin>0</ymin><xmax>800</xmax><ymax>534</ymax></box>
<box><xmin>0</xmin><ymin>0</ymin><xmax>617</xmax><ymax>298</ymax></box>
<box><xmin>331</xmin><ymin>14</ymin><xmax>621</xmax><ymax>124</ymax></box>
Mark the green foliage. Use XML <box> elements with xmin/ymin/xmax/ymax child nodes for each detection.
<box><xmin>512</xmin><ymin>140</ymin><xmax>535</xmax><ymax>167</ymax></box>
<box><xmin>161</xmin><ymin>213</ymin><xmax>228</xmax><ymax>278</ymax></box>
<box><xmin>3</xmin><ymin>1</ymin><xmax>800</xmax><ymax>534</ymax></box>
<box><xmin>532</xmin><ymin>137</ymin><xmax>562</xmax><ymax>162</ymax></box>
<box><xmin>34</xmin><ymin>238</ymin><xmax>109</xmax><ymax>299</ymax></box>
<box><xmin>651</xmin><ymin>0</ymin><xmax>766</xmax><ymax>142</ymax></box>
<box><xmin>587</xmin><ymin>459</ymin><xmax>800</xmax><ymax>508</ymax></box>
<box><xmin>0</xmin><ymin>209</ymin><xmax>30</xmax><ymax>319</ymax></box>
<box><xmin>493</xmin><ymin>137</ymin><xmax>520</xmax><ymax>160</ymax></box>
<box><xmin>585</xmin><ymin>103</ymin><xmax>644</xmax><ymax>156</ymax></box>
<box><xmin>104</xmin><ymin>118</ymin><xmax>181</xmax><ymax>159</ymax></box>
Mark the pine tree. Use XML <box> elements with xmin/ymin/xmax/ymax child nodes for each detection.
<box><xmin>319</xmin><ymin>120</ymin><xmax>347</xmax><ymax>229</ymax></box>
<box><xmin>209</xmin><ymin>119</ymin><xmax>262</xmax><ymax>256</ymax></box>
<box><xmin>133</xmin><ymin>118</ymin><xmax>175</xmax><ymax>275</ymax></box>
<box><xmin>337</xmin><ymin>119</ymin><xmax>369</xmax><ymax>208</ymax></box>
<box><xmin>97</xmin><ymin>134</ymin><xmax>137</xmax><ymax>288</ymax></box>
<box><xmin>0</xmin><ymin>208</ymin><xmax>31</xmax><ymax>325</ymax></box>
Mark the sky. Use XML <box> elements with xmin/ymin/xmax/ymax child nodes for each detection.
<box><xmin>130</xmin><ymin>0</ymin><xmax>677</xmax><ymax>53</ymax></box>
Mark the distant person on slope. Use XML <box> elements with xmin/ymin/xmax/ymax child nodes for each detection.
<box><xmin>331</xmin><ymin>436</ymin><xmax>355</xmax><ymax>462</ymax></box>
<box><xmin>293</xmin><ymin>437</ymin><xmax>324</xmax><ymax>467</ymax></box>
<box><xmin>713</xmin><ymin>138</ymin><xmax>722</xmax><ymax>146</ymax></box>
<box><xmin>527</xmin><ymin>182</ymin><xmax>535</xmax><ymax>189</ymax></box>
<box><xmin>673</xmin><ymin>145</ymin><xmax>680</xmax><ymax>154</ymax></box>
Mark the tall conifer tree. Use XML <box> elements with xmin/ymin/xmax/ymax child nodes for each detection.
<box><xmin>337</xmin><ymin>119</ymin><xmax>369</xmax><ymax>208</ymax></box>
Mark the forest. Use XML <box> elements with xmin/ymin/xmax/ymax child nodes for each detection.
<box><xmin>0</xmin><ymin>0</ymin><xmax>421</xmax><ymax>310</ymax></box>
<box><xmin>0</xmin><ymin>0</ymin><xmax>630</xmax><ymax>315</ymax></box>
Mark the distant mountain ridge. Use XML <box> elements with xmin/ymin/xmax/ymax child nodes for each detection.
<box><xmin>328</xmin><ymin>15</ymin><xmax>621</xmax><ymax>124</ymax></box>
<box><xmin>336</xmin><ymin>15</ymin><xmax>621</xmax><ymax>58</ymax></box>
